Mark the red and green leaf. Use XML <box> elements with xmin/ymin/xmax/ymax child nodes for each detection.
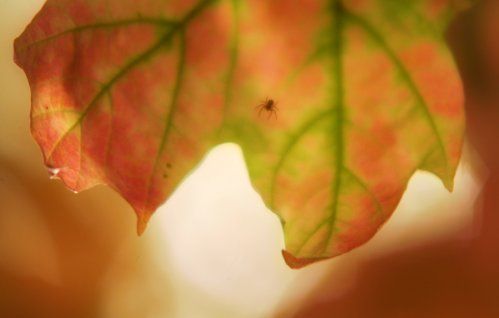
<box><xmin>15</xmin><ymin>0</ymin><xmax>465</xmax><ymax>267</ymax></box>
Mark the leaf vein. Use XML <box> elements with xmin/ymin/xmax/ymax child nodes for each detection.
<box><xmin>19</xmin><ymin>17</ymin><xmax>176</xmax><ymax>51</ymax></box>
<box><xmin>345</xmin><ymin>10</ymin><xmax>450</xmax><ymax>181</ymax></box>
<box><xmin>144</xmin><ymin>30</ymin><xmax>187</xmax><ymax>211</ymax></box>
<box><xmin>269</xmin><ymin>109</ymin><xmax>335</xmax><ymax>210</ymax></box>
<box><xmin>321</xmin><ymin>0</ymin><xmax>346</xmax><ymax>255</ymax></box>
<box><xmin>45</xmin><ymin>0</ymin><xmax>217</xmax><ymax>164</ymax></box>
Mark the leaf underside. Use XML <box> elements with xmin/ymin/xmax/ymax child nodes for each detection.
<box><xmin>15</xmin><ymin>0</ymin><xmax>465</xmax><ymax>267</ymax></box>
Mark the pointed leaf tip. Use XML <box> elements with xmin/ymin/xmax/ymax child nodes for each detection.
<box><xmin>282</xmin><ymin>250</ymin><xmax>327</xmax><ymax>269</ymax></box>
<box><xmin>137</xmin><ymin>213</ymin><xmax>151</xmax><ymax>236</ymax></box>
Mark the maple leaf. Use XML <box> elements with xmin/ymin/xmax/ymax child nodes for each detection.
<box><xmin>14</xmin><ymin>0</ymin><xmax>465</xmax><ymax>267</ymax></box>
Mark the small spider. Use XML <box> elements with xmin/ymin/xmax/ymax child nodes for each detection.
<box><xmin>256</xmin><ymin>98</ymin><xmax>279</xmax><ymax>119</ymax></box>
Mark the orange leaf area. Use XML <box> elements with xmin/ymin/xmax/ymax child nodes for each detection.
<box><xmin>14</xmin><ymin>0</ymin><xmax>465</xmax><ymax>266</ymax></box>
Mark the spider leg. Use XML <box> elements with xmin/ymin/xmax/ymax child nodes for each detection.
<box><xmin>258</xmin><ymin>107</ymin><xmax>264</xmax><ymax>117</ymax></box>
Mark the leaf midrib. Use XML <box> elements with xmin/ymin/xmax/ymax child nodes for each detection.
<box><xmin>321</xmin><ymin>0</ymin><xmax>345</xmax><ymax>255</ymax></box>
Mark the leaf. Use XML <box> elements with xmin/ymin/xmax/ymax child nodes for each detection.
<box><xmin>14</xmin><ymin>0</ymin><xmax>465</xmax><ymax>267</ymax></box>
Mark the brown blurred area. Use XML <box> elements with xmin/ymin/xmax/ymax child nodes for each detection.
<box><xmin>0</xmin><ymin>157</ymin><xmax>172</xmax><ymax>318</ymax></box>
<box><xmin>278</xmin><ymin>1</ymin><xmax>499</xmax><ymax>317</ymax></box>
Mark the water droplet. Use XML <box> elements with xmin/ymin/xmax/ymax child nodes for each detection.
<box><xmin>47</xmin><ymin>166</ymin><xmax>61</xmax><ymax>179</ymax></box>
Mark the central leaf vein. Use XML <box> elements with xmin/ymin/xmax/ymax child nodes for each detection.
<box><xmin>322</xmin><ymin>0</ymin><xmax>346</xmax><ymax>255</ymax></box>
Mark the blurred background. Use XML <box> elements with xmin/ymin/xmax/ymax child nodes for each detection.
<box><xmin>0</xmin><ymin>1</ymin><xmax>498</xmax><ymax>317</ymax></box>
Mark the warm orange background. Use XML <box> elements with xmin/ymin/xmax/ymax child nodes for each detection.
<box><xmin>1</xmin><ymin>1</ymin><xmax>498</xmax><ymax>318</ymax></box>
